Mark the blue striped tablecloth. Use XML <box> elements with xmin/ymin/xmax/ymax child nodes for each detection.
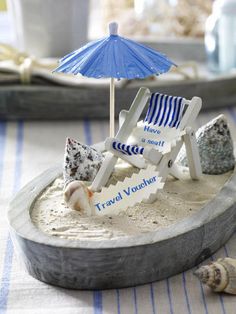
<box><xmin>0</xmin><ymin>107</ymin><xmax>236</xmax><ymax>314</ymax></box>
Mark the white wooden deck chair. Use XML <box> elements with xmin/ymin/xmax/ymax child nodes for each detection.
<box><xmin>91</xmin><ymin>87</ymin><xmax>202</xmax><ymax>204</ymax></box>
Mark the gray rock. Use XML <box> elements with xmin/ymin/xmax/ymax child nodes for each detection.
<box><xmin>63</xmin><ymin>138</ymin><xmax>104</xmax><ymax>186</ymax></box>
<box><xmin>178</xmin><ymin>114</ymin><xmax>235</xmax><ymax>174</ymax></box>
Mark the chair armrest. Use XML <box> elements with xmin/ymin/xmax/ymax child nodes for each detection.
<box><xmin>119</xmin><ymin>110</ymin><xmax>129</xmax><ymax>128</ymax></box>
<box><xmin>105</xmin><ymin>137</ymin><xmax>146</xmax><ymax>169</ymax></box>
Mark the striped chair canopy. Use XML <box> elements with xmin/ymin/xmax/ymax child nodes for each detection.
<box><xmin>144</xmin><ymin>93</ymin><xmax>185</xmax><ymax>128</ymax></box>
<box><xmin>112</xmin><ymin>93</ymin><xmax>185</xmax><ymax>157</ymax></box>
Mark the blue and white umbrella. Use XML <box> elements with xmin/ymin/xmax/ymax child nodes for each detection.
<box><xmin>54</xmin><ymin>22</ymin><xmax>176</xmax><ymax>137</ymax></box>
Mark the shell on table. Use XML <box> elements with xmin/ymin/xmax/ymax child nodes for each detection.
<box><xmin>194</xmin><ymin>257</ymin><xmax>236</xmax><ymax>294</ymax></box>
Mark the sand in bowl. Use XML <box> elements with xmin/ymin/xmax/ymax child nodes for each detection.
<box><xmin>31</xmin><ymin>163</ymin><xmax>232</xmax><ymax>240</ymax></box>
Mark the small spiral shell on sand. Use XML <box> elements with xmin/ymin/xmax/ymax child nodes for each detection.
<box><xmin>64</xmin><ymin>180</ymin><xmax>94</xmax><ymax>216</ymax></box>
<box><xmin>194</xmin><ymin>258</ymin><xmax>236</xmax><ymax>294</ymax></box>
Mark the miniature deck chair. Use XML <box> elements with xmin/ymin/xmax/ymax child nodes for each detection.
<box><xmin>91</xmin><ymin>87</ymin><xmax>202</xmax><ymax>204</ymax></box>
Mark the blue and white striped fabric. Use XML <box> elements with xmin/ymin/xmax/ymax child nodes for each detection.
<box><xmin>112</xmin><ymin>140</ymin><xmax>144</xmax><ymax>156</ymax></box>
<box><xmin>144</xmin><ymin>93</ymin><xmax>185</xmax><ymax>128</ymax></box>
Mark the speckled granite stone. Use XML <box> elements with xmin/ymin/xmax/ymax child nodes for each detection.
<box><xmin>63</xmin><ymin>138</ymin><xmax>104</xmax><ymax>186</ymax></box>
<box><xmin>178</xmin><ymin>115</ymin><xmax>235</xmax><ymax>174</ymax></box>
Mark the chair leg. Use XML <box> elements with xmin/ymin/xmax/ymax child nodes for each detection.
<box><xmin>183</xmin><ymin>127</ymin><xmax>202</xmax><ymax>180</ymax></box>
<box><xmin>90</xmin><ymin>153</ymin><xmax>118</xmax><ymax>192</ymax></box>
<box><xmin>143</xmin><ymin>140</ymin><xmax>184</xmax><ymax>203</ymax></box>
<box><xmin>169</xmin><ymin>163</ymin><xmax>189</xmax><ymax>180</ymax></box>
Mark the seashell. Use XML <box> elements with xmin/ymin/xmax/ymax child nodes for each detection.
<box><xmin>64</xmin><ymin>180</ymin><xmax>94</xmax><ymax>215</ymax></box>
<box><xmin>178</xmin><ymin>115</ymin><xmax>235</xmax><ymax>174</ymax></box>
<box><xmin>63</xmin><ymin>138</ymin><xmax>104</xmax><ymax>186</ymax></box>
<box><xmin>194</xmin><ymin>257</ymin><xmax>236</xmax><ymax>294</ymax></box>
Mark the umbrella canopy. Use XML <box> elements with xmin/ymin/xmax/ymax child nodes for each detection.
<box><xmin>54</xmin><ymin>22</ymin><xmax>176</xmax><ymax>136</ymax></box>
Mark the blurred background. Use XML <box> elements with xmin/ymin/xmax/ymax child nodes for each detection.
<box><xmin>0</xmin><ymin>0</ymin><xmax>211</xmax><ymax>53</ymax></box>
<box><xmin>0</xmin><ymin>0</ymin><xmax>236</xmax><ymax>119</ymax></box>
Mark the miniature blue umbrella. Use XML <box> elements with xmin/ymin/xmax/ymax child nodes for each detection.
<box><xmin>54</xmin><ymin>22</ymin><xmax>176</xmax><ymax>137</ymax></box>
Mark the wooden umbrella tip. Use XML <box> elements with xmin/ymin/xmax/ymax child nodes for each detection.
<box><xmin>109</xmin><ymin>22</ymin><xmax>118</xmax><ymax>36</ymax></box>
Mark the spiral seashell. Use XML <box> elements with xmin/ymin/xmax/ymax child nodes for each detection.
<box><xmin>194</xmin><ymin>258</ymin><xmax>236</xmax><ymax>294</ymax></box>
<box><xmin>64</xmin><ymin>180</ymin><xmax>94</xmax><ymax>215</ymax></box>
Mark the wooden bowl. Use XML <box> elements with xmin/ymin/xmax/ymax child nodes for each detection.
<box><xmin>7</xmin><ymin>165</ymin><xmax>236</xmax><ymax>289</ymax></box>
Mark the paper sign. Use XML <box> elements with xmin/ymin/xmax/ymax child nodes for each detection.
<box><xmin>129</xmin><ymin>121</ymin><xmax>182</xmax><ymax>154</ymax></box>
<box><xmin>92</xmin><ymin>164</ymin><xmax>164</xmax><ymax>216</ymax></box>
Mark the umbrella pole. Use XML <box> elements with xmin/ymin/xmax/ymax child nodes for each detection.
<box><xmin>110</xmin><ymin>77</ymin><xmax>115</xmax><ymax>137</ymax></box>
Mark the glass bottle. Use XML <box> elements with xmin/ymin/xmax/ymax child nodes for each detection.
<box><xmin>205</xmin><ymin>0</ymin><xmax>236</xmax><ymax>73</ymax></box>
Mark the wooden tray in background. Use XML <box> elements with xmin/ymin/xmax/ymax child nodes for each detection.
<box><xmin>1</xmin><ymin>39</ymin><xmax>236</xmax><ymax>120</ymax></box>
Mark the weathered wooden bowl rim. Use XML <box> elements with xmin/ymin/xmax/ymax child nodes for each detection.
<box><xmin>7</xmin><ymin>164</ymin><xmax>236</xmax><ymax>250</ymax></box>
